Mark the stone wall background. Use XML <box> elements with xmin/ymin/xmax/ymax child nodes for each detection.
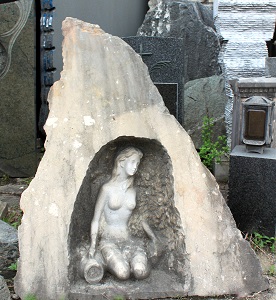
<box><xmin>216</xmin><ymin>0</ymin><xmax>276</xmax><ymax>80</ymax></box>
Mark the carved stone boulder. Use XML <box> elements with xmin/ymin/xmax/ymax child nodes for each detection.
<box><xmin>15</xmin><ymin>18</ymin><xmax>268</xmax><ymax>300</ymax></box>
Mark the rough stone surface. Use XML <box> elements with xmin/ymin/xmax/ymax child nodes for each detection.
<box><xmin>228</xmin><ymin>145</ymin><xmax>276</xmax><ymax>237</ymax></box>
<box><xmin>0</xmin><ymin>183</ymin><xmax>27</xmax><ymax>206</ymax></box>
<box><xmin>138</xmin><ymin>0</ymin><xmax>221</xmax><ymax>82</ymax></box>
<box><xmin>15</xmin><ymin>18</ymin><xmax>268</xmax><ymax>300</ymax></box>
<box><xmin>216</xmin><ymin>0</ymin><xmax>276</xmax><ymax>80</ymax></box>
<box><xmin>123</xmin><ymin>36</ymin><xmax>185</xmax><ymax>124</ymax></box>
<box><xmin>0</xmin><ymin>275</ymin><xmax>11</xmax><ymax>300</ymax></box>
<box><xmin>0</xmin><ymin>2</ymin><xmax>37</xmax><ymax>177</ymax></box>
<box><xmin>183</xmin><ymin>75</ymin><xmax>228</xmax><ymax>149</ymax></box>
<box><xmin>266</xmin><ymin>57</ymin><xmax>276</xmax><ymax>78</ymax></box>
<box><xmin>232</xmin><ymin>78</ymin><xmax>276</xmax><ymax>149</ymax></box>
<box><xmin>0</xmin><ymin>201</ymin><xmax>8</xmax><ymax>218</ymax></box>
<box><xmin>0</xmin><ymin>220</ymin><xmax>18</xmax><ymax>279</ymax></box>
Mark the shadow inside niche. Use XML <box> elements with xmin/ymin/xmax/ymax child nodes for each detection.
<box><xmin>68</xmin><ymin>136</ymin><xmax>189</xmax><ymax>294</ymax></box>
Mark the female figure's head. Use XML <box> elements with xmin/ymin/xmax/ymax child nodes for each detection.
<box><xmin>111</xmin><ymin>147</ymin><xmax>143</xmax><ymax>180</ymax></box>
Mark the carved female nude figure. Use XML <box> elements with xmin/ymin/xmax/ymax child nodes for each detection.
<box><xmin>85</xmin><ymin>147</ymin><xmax>157</xmax><ymax>282</ymax></box>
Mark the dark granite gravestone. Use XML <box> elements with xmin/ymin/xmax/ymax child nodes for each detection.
<box><xmin>123</xmin><ymin>36</ymin><xmax>184</xmax><ymax>124</ymax></box>
<box><xmin>0</xmin><ymin>0</ymin><xmax>38</xmax><ymax>177</ymax></box>
<box><xmin>228</xmin><ymin>145</ymin><xmax>276</xmax><ymax>237</ymax></box>
<box><xmin>137</xmin><ymin>0</ymin><xmax>221</xmax><ymax>83</ymax></box>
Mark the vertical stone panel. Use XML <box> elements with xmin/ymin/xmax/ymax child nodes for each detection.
<box><xmin>0</xmin><ymin>1</ymin><xmax>37</xmax><ymax>177</ymax></box>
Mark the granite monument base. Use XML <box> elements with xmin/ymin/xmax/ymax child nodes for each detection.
<box><xmin>228</xmin><ymin>145</ymin><xmax>276</xmax><ymax>237</ymax></box>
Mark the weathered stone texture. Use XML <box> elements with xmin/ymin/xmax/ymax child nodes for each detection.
<box><xmin>0</xmin><ymin>220</ymin><xmax>19</xmax><ymax>279</ymax></box>
<box><xmin>0</xmin><ymin>275</ymin><xmax>11</xmax><ymax>300</ymax></box>
<box><xmin>216</xmin><ymin>0</ymin><xmax>276</xmax><ymax>79</ymax></box>
<box><xmin>15</xmin><ymin>18</ymin><xmax>267</xmax><ymax>300</ymax></box>
<box><xmin>138</xmin><ymin>0</ymin><xmax>221</xmax><ymax>82</ymax></box>
<box><xmin>184</xmin><ymin>75</ymin><xmax>228</xmax><ymax>148</ymax></box>
<box><xmin>0</xmin><ymin>2</ymin><xmax>37</xmax><ymax>177</ymax></box>
<box><xmin>266</xmin><ymin>57</ymin><xmax>276</xmax><ymax>77</ymax></box>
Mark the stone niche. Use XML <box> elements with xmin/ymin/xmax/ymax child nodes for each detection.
<box><xmin>69</xmin><ymin>137</ymin><xmax>190</xmax><ymax>298</ymax></box>
<box><xmin>15</xmin><ymin>18</ymin><xmax>268</xmax><ymax>300</ymax></box>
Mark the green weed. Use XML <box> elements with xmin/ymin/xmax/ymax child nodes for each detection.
<box><xmin>24</xmin><ymin>295</ymin><xmax>37</xmax><ymax>300</ymax></box>
<box><xmin>251</xmin><ymin>232</ymin><xmax>276</xmax><ymax>253</ymax></box>
<box><xmin>8</xmin><ymin>262</ymin><xmax>17</xmax><ymax>271</ymax></box>
<box><xmin>22</xmin><ymin>177</ymin><xmax>33</xmax><ymax>185</ymax></box>
<box><xmin>0</xmin><ymin>174</ymin><xmax>10</xmax><ymax>185</ymax></box>
<box><xmin>113</xmin><ymin>296</ymin><xmax>125</xmax><ymax>300</ymax></box>
<box><xmin>268</xmin><ymin>264</ymin><xmax>276</xmax><ymax>276</ymax></box>
<box><xmin>2</xmin><ymin>210</ymin><xmax>22</xmax><ymax>229</ymax></box>
<box><xmin>198</xmin><ymin>116</ymin><xmax>229</xmax><ymax>172</ymax></box>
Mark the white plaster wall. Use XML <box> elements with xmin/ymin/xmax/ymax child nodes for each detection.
<box><xmin>216</xmin><ymin>0</ymin><xmax>276</xmax><ymax>79</ymax></box>
<box><xmin>52</xmin><ymin>0</ymin><xmax>148</xmax><ymax>81</ymax></box>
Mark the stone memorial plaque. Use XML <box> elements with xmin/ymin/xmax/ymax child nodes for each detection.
<box><xmin>0</xmin><ymin>0</ymin><xmax>37</xmax><ymax>176</ymax></box>
<box><xmin>123</xmin><ymin>36</ymin><xmax>184</xmax><ymax>124</ymax></box>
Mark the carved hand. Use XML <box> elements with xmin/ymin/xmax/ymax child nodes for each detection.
<box><xmin>88</xmin><ymin>246</ymin><xmax>96</xmax><ymax>259</ymax></box>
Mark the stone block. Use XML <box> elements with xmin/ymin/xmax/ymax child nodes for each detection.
<box><xmin>183</xmin><ymin>75</ymin><xmax>228</xmax><ymax>148</ymax></box>
<box><xmin>123</xmin><ymin>36</ymin><xmax>184</xmax><ymax>124</ymax></box>
<box><xmin>0</xmin><ymin>220</ymin><xmax>18</xmax><ymax>279</ymax></box>
<box><xmin>266</xmin><ymin>57</ymin><xmax>276</xmax><ymax>77</ymax></box>
<box><xmin>137</xmin><ymin>0</ymin><xmax>221</xmax><ymax>82</ymax></box>
<box><xmin>216</xmin><ymin>0</ymin><xmax>276</xmax><ymax>79</ymax></box>
<box><xmin>0</xmin><ymin>275</ymin><xmax>11</xmax><ymax>300</ymax></box>
<box><xmin>0</xmin><ymin>2</ymin><xmax>38</xmax><ymax>177</ymax></box>
<box><xmin>214</xmin><ymin>156</ymin><xmax>229</xmax><ymax>183</ymax></box>
<box><xmin>228</xmin><ymin>145</ymin><xmax>276</xmax><ymax>236</ymax></box>
<box><xmin>0</xmin><ymin>201</ymin><xmax>8</xmax><ymax>219</ymax></box>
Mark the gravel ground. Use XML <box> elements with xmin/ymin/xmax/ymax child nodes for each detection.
<box><xmin>1</xmin><ymin>179</ymin><xmax>276</xmax><ymax>300</ymax></box>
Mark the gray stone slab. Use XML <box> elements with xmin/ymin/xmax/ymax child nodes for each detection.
<box><xmin>0</xmin><ymin>184</ymin><xmax>27</xmax><ymax>196</ymax></box>
<box><xmin>0</xmin><ymin>275</ymin><xmax>11</xmax><ymax>300</ymax></box>
<box><xmin>0</xmin><ymin>2</ymin><xmax>38</xmax><ymax>177</ymax></box>
<box><xmin>0</xmin><ymin>195</ymin><xmax>20</xmax><ymax>207</ymax></box>
<box><xmin>137</xmin><ymin>0</ymin><xmax>221</xmax><ymax>82</ymax></box>
<box><xmin>0</xmin><ymin>220</ymin><xmax>19</xmax><ymax>279</ymax></box>
<box><xmin>123</xmin><ymin>36</ymin><xmax>184</xmax><ymax>124</ymax></box>
<box><xmin>228</xmin><ymin>145</ymin><xmax>276</xmax><ymax>236</ymax></box>
<box><xmin>69</xmin><ymin>270</ymin><xmax>187</xmax><ymax>300</ymax></box>
<box><xmin>266</xmin><ymin>57</ymin><xmax>276</xmax><ymax>77</ymax></box>
<box><xmin>0</xmin><ymin>201</ymin><xmax>8</xmax><ymax>218</ymax></box>
<box><xmin>217</xmin><ymin>0</ymin><xmax>276</xmax><ymax>80</ymax></box>
<box><xmin>183</xmin><ymin>75</ymin><xmax>228</xmax><ymax>148</ymax></box>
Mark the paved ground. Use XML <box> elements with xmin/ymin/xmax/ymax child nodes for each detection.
<box><xmin>0</xmin><ymin>178</ymin><xmax>276</xmax><ymax>300</ymax></box>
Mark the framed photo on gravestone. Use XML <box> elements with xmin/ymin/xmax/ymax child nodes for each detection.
<box><xmin>123</xmin><ymin>36</ymin><xmax>185</xmax><ymax>124</ymax></box>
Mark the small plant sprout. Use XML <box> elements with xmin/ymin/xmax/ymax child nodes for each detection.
<box><xmin>198</xmin><ymin>116</ymin><xmax>229</xmax><ymax>172</ymax></box>
<box><xmin>251</xmin><ymin>232</ymin><xmax>276</xmax><ymax>253</ymax></box>
<box><xmin>8</xmin><ymin>262</ymin><xmax>17</xmax><ymax>271</ymax></box>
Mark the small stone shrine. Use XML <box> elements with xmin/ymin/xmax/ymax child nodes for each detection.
<box><xmin>15</xmin><ymin>18</ymin><xmax>268</xmax><ymax>300</ymax></box>
<box><xmin>229</xmin><ymin>96</ymin><xmax>276</xmax><ymax>237</ymax></box>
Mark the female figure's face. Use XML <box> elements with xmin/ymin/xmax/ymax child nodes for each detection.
<box><xmin>121</xmin><ymin>153</ymin><xmax>141</xmax><ymax>176</ymax></box>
